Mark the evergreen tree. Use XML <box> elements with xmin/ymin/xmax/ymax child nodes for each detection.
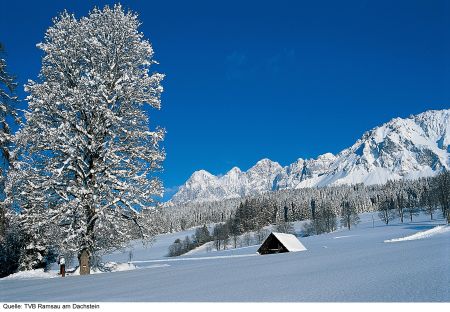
<box><xmin>228</xmin><ymin>217</ymin><xmax>241</xmax><ymax>248</ymax></box>
<box><xmin>194</xmin><ymin>225</ymin><xmax>211</xmax><ymax>245</ymax></box>
<box><xmin>163</xmin><ymin>174</ymin><xmax>445</xmax><ymax>234</ymax></box>
<box><xmin>182</xmin><ymin>236</ymin><xmax>193</xmax><ymax>251</ymax></box>
<box><xmin>435</xmin><ymin>171</ymin><xmax>450</xmax><ymax>223</ymax></box>
<box><xmin>0</xmin><ymin>211</ymin><xmax>23</xmax><ymax>277</ymax></box>
<box><xmin>0</xmin><ymin>42</ymin><xmax>19</xmax><ymax>169</ymax></box>
<box><xmin>167</xmin><ymin>238</ymin><xmax>183</xmax><ymax>257</ymax></box>
<box><xmin>0</xmin><ymin>42</ymin><xmax>19</xmax><ymax>238</ymax></box>
<box><xmin>0</xmin><ymin>43</ymin><xmax>21</xmax><ymax>276</ymax></box>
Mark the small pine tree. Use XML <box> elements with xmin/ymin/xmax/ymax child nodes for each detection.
<box><xmin>194</xmin><ymin>225</ymin><xmax>211</xmax><ymax>245</ymax></box>
<box><xmin>167</xmin><ymin>239</ymin><xmax>183</xmax><ymax>257</ymax></box>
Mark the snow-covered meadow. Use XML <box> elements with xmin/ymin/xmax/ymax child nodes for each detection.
<box><xmin>1</xmin><ymin>213</ymin><xmax>448</xmax><ymax>302</ymax></box>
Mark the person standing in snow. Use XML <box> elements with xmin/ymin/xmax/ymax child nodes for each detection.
<box><xmin>58</xmin><ymin>255</ymin><xmax>65</xmax><ymax>277</ymax></box>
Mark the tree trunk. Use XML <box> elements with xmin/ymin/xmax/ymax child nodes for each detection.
<box><xmin>78</xmin><ymin>248</ymin><xmax>91</xmax><ymax>275</ymax></box>
<box><xmin>0</xmin><ymin>207</ymin><xmax>5</xmax><ymax>239</ymax></box>
<box><xmin>81</xmin><ymin>205</ymin><xmax>96</xmax><ymax>275</ymax></box>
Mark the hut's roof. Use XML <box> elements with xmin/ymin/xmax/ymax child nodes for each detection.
<box><xmin>271</xmin><ymin>232</ymin><xmax>307</xmax><ymax>252</ymax></box>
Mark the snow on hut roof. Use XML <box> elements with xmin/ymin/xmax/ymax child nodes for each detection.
<box><xmin>271</xmin><ymin>232</ymin><xmax>307</xmax><ymax>252</ymax></box>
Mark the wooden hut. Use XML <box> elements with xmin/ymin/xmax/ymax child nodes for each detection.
<box><xmin>257</xmin><ymin>232</ymin><xmax>307</xmax><ymax>255</ymax></box>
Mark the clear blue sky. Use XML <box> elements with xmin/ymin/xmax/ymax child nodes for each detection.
<box><xmin>1</xmin><ymin>0</ymin><xmax>449</xmax><ymax>200</ymax></box>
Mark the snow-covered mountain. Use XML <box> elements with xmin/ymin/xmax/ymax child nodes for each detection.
<box><xmin>170</xmin><ymin>159</ymin><xmax>283</xmax><ymax>203</ymax></box>
<box><xmin>170</xmin><ymin>109</ymin><xmax>450</xmax><ymax>204</ymax></box>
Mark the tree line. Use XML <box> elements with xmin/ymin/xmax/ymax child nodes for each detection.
<box><xmin>162</xmin><ymin>171</ymin><xmax>450</xmax><ymax>235</ymax></box>
<box><xmin>164</xmin><ymin>171</ymin><xmax>449</xmax><ymax>257</ymax></box>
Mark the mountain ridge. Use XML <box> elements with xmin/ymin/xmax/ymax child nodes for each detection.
<box><xmin>169</xmin><ymin>109</ymin><xmax>450</xmax><ymax>204</ymax></box>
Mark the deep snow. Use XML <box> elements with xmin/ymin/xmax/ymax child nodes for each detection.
<box><xmin>1</xmin><ymin>213</ymin><xmax>449</xmax><ymax>302</ymax></box>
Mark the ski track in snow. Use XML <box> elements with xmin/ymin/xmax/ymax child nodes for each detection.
<box><xmin>384</xmin><ymin>225</ymin><xmax>450</xmax><ymax>243</ymax></box>
<box><xmin>333</xmin><ymin>235</ymin><xmax>357</xmax><ymax>239</ymax></box>
<box><xmin>138</xmin><ymin>264</ymin><xmax>170</xmax><ymax>269</ymax></box>
<box><xmin>131</xmin><ymin>253</ymin><xmax>258</xmax><ymax>264</ymax></box>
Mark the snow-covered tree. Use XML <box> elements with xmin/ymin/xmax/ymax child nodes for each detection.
<box><xmin>194</xmin><ymin>224</ymin><xmax>211</xmax><ymax>245</ymax></box>
<box><xmin>0</xmin><ymin>42</ymin><xmax>19</xmax><ymax>237</ymax></box>
<box><xmin>340</xmin><ymin>200</ymin><xmax>360</xmax><ymax>230</ymax></box>
<box><xmin>255</xmin><ymin>228</ymin><xmax>269</xmax><ymax>244</ymax></box>
<box><xmin>8</xmin><ymin>5</ymin><xmax>165</xmax><ymax>271</ymax></box>
<box><xmin>167</xmin><ymin>238</ymin><xmax>183</xmax><ymax>257</ymax></box>
<box><xmin>0</xmin><ymin>42</ymin><xmax>18</xmax><ymax>163</ymax></box>
<box><xmin>0</xmin><ymin>208</ymin><xmax>23</xmax><ymax>277</ymax></box>
<box><xmin>274</xmin><ymin>220</ymin><xmax>295</xmax><ymax>234</ymax></box>
<box><xmin>378</xmin><ymin>197</ymin><xmax>397</xmax><ymax>225</ymax></box>
<box><xmin>435</xmin><ymin>171</ymin><xmax>450</xmax><ymax>223</ymax></box>
<box><xmin>0</xmin><ymin>43</ymin><xmax>23</xmax><ymax>277</ymax></box>
<box><xmin>227</xmin><ymin>216</ymin><xmax>241</xmax><ymax>248</ymax></box>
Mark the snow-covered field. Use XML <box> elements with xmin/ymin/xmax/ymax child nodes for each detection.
<box><xmin>1</xmin><ymin>213</ymin><xmax>449</xmax><ymax>302</ymax></box>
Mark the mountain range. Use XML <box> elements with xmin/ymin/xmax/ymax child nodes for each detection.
<box><xmin>170</xmin><ymin>109</ymin><xmax>450</xmax><ymax>204</ymax></box>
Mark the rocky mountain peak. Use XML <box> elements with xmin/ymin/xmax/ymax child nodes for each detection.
<box><xmin>170</xmin><ymin>109</ymin><xmax>450</xmax><ymax>204</ymax></box>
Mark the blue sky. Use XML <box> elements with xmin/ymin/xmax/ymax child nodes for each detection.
<box><xmin>1</xmin><ymin>0</ymin><xmax>449</xmax><ymax>200</ymax></box>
